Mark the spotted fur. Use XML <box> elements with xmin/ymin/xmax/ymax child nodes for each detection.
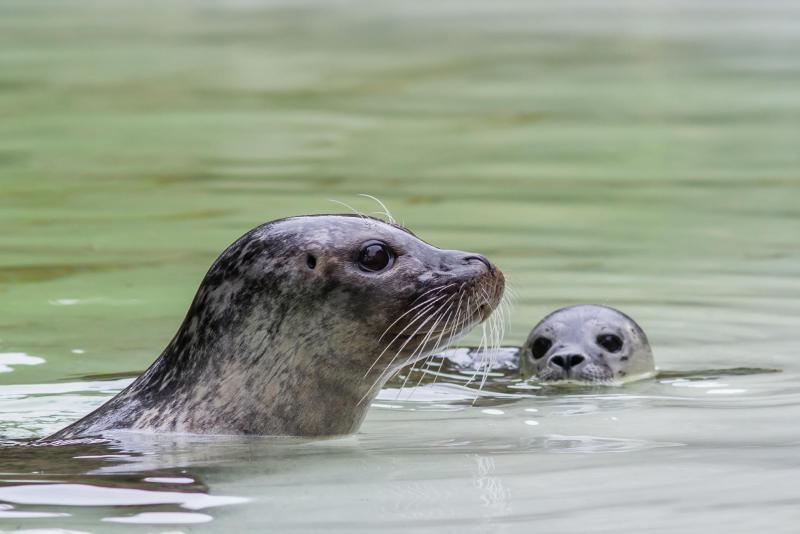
<box><xmin>48</xmin><ymin>215</ymin><xmax>504</xmax><ymax>439</ymax></box>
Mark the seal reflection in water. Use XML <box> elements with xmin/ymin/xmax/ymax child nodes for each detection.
<box><xmin>520</xmin><ymin>305</ymin><xmax>655</xmax><ymax>384</ymax></box>
<box><xmin>49</xmin><ymin>215</ymin><xmax>504</xmax><ymax>439</ymax></box>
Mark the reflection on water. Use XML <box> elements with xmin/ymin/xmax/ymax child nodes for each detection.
<box><xmin>0</xmin><ymin>484</ymin><xmax>247</xmax><ymax>510</ymax></box>
<box><xmin>0</xmin><ymin>353</ymin><xmax>45</xmax><ymax>374</ymax></box>
<box><xmin>2</xmin><ymin>0</ymin><xmax>800</xmax><ymax>531</ymax></box>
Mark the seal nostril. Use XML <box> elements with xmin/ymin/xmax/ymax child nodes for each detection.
<box><xmin>550</xmin><ymin>354</ymin><xmax>584</xmax><ymax>370</ymax></box>
<box><xmin>568</xmin><ymin>354</ymin><xmax>585</xmax><ymax>368</ymax></box>
<box><xmin>463</xmin><ymin>255</ymin><xmax>493</xmax><ymax>272</ymax></box>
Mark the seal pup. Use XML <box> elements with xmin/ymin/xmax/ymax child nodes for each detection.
<box><xmin>520</xmin><ymin>305</ymin><xmax>655</xmax><ymax>384</ymax></box>
<box><xmin>429</xmin><ymin>305</ymin><xmax>654</xmax><ymax>386</ymax></box>
<box><xmin>422</xmin><ymin>305</ymin><xmax>775</xmax><ymax>388</ymax></box>
<box><xmin>48</xmin><ymin>215</ymin><xmax>504</xmax><ymax>439</ymax></box>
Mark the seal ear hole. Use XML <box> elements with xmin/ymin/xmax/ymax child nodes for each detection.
<box><xmin>597</xmin><ymin>333</ymin><xmax>623</xmax><ymax>353</ymax></box>
<box><xmin>531</xmin><ymin>337</ymin><xmax>552</xmax><ymax>359</ymax></box>
<box><xmin>306</xmin><ymin>254</ymin><xmax>317</xmax><ymax>270</ymax></box>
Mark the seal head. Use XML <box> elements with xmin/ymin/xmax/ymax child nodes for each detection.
<box><xmin>520</xmin><ymin>305</ymin><xmax>654</xmax><ymax>384</ymax></box>
<box><xmin>49</xmin><ymin>215</ymin><xmax>504</xmax><ymax>439</ymax></box>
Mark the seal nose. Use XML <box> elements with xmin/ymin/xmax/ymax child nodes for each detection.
<box><xmin>463</xmin><ymin>254</ymin><xmax>494</xmax><ymax>273</ymax></box>
<box><xmin>550</xmin><ymin>354</ymin><xmax>585</xmax><ymax>371</ymax></box>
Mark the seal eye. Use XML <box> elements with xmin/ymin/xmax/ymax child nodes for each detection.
<box><xmin>597</xmin><ymin>333</ymin><xmax>623</xmax><ymax>353</ymax></box>
<box><xmin>531</xmin><ymin>337</ymin><xmax>552</xmax><ymax>359</ymax></box>
<box><xmin>357</xmin><ymin>241</ymin><xmax>395</xmax><ymax>273</ymax></box>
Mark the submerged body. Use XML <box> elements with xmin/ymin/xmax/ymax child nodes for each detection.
<box><xmin>48</xmin><ymin>215</ymin><xmax>504</xmax><ymax>439</ymax></box>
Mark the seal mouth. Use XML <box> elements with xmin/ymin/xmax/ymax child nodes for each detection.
<box><xmin>538</xmin><ymin>366</ymin><xmax>615</xmax><ymax>384</ymax></box>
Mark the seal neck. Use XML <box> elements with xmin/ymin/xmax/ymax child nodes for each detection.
<box><xmin>77</xmin><ymin>324</ymin><xmax>381</xmax><ymax>437</ymax></box>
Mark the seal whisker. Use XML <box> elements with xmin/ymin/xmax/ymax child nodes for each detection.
<box><xmin>359</xmin><ymin>298</ymin><xmax>455</xmax><ymax>405</ymax></box>
<box><xmin>326</xmin><ymin>199</ymin><xmax>372</xmax><ymax>226</ymax></box>
<box><xmin>479</xmin><ymin>323</ymin><xmax>492</xmax><ymax>391</ymax></box>
<box><xmin>484</xmin><ymin>291</ymin><xmax>510</xmax><ymax>387</ymax></box>
<box><xmin>376</xmin><ymin>290</ymin><xmax>451</xmax><ymax>344</ymax></box>
<box><xmin>485</xmin><ymin>292</ymin><xmax>509</xmax><ymax>388</ymax></box>
<box><xmin>462</xmin><ymin>295</ymin><xmax>490</xmax><ymax>388</ymax></box>
<box><xmin>411</xmin><ymin>299</ymin><xmax>460</xmax><ymax>390</ymax></box>
<box><xmin>381</xmin><ymin>293</ymin><xmax>457</xmax><ymax>379</ymax></box>
<box><xmin>477</xmin><ymin>288</ymin><xmax>496</xmax><ymax>390</ymax></box>
<box><xmin>395</xmin><ymin>296</ymin><xmax>459</xmax><ymax>398</ymax></box>
<box><xmin>449</xmin><ymin>297</ymin><xmax>476</xmax><ymax>342</ymax></box>
<box><xmin>407</xmin><ymin>301</ymin><xmax>458</xmax><ymax>386</ymax></box>
<box><xmin>477</xmin><ymin>305</ymin><xmax>497</xmax><ymax>391</ymax></box>
<box><xmin>395</xmin><ymin>304</ymin><xmax>450</xmax><ymax>399</ymax></box>
<box><xmin>366</xmin><ymin>281</ymin><xmax>470</xmax><ymax>402</ymax></box>
<box><xmin>358</xmin><ymin>194</ymin><xmax>396</xmax><ymax>225</ymax></box>
<box><xmin>364</xmin><ymin>293</ymin><xmax>452</xmax><ymax>379</ymax></box>
<box><xmin>375</xmin><ymin>283</ymin><xmax>457</xmax><ymax>346</ymax></box>
<box><xmin>363</xmin><ymin>304</ymin><xmax>440</xmax><ymax>383</ymax></box>
<box><xmin>377</xmin><ymin>283</ymin><xmax>458</xmax><ymax>340</ymax></box>
<box><xmin>408</xmin><ymin>283</ymin><xmax>457</xmax><ymax>306</ymax></box>
<box><xmin>430</xmin><ymin>287</ymin><xmax>468</xmax><ymax>386</ymax></box>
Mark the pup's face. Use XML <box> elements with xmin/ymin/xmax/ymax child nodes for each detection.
<box><xmin>520</xmin><ymin>305</ymin><xmax>654</xmax><ymax>384</ymax></box>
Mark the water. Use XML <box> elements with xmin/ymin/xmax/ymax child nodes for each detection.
<box><xmin>1</xmin><ymin>0</ymin><xmax>799</xmax><ymax>531</ymax></box>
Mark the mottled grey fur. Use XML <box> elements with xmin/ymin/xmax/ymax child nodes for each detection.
<box><xmin>48</xmin><ymin>215</ymin><xmax>504</xmax><ymax>439</ymax></box>
<box><xmin>520</xmin><ymin>305</ymin><xmax>654</xmax><ymax>384</ymax></box>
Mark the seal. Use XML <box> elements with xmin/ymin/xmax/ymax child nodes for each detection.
<box><xmin>433</xmin><ymin>304</ymin><xmax>776</xmax><ymax>389</ymax></box>
<box><xmin>520</xmin><ymin>305</ymin><xmax>655</xmax><ymax>383</ymax></box>
<box><xmin>48</xmin><ymin>215</ymin><xmax>504</xmax><ymax>439</ymax></box>
<box><xmin>432</xmin><ymin>305</ymin><xmax>654</xmax><ymax>385</ymax></box>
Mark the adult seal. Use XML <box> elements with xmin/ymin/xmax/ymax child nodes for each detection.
<box><xmin>520</xmin><ymin>304</ymin><xmax>655</xmax><ymax>384</ymax></box>
<box><xmin>48</xmin><ymin>215</ymin><xmax>504</xmax><ymax>439</ymax></box>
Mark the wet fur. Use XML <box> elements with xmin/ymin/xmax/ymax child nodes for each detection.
<box><xmin>48</xmin><ymin>215</ymin><xmax>503</xmax><ymax>439</ymax></box>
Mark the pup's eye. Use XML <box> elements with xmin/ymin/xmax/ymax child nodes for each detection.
<box><xmin>596</xmin><ymin>334</ymin><xmax>623</xmax><ymax>353</ymax></box>
<box><xmin>531</xmin><ymin>337</ymin><xmax>552</xmax><ymax>359</ymax></box>
<box><xmin>357</xmin><ymin>241</ymin><xmax>395</xmax><ymax>272</ymax></box>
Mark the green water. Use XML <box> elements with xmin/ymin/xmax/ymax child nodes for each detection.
<box><xmin>1</xmin><ymin>0</ymin><xmax>799</xmax><ymax>532</ymax></box>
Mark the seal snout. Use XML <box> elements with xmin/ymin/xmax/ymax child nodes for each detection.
<box><xmin>469</xmin><ymin>258</ymin><xmax>505</xmax><ymax>323</ymax></box>
<box><xmin>550</xmin><ymin>353</ymin><xmax>586</xmax><ymax>371</ymax></box>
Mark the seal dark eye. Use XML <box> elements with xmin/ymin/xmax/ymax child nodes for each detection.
<box><xmin>357</xmin><ymin>241</ymin><xmax>395</xmax><ymax>272</ymax></box>
<box><xmin>531</xmin><ymin>337</ymin><xmax>552</xmax><ymax>359</ymax></box>
<box><xmin>597</xmin><ymin>333</ymin><xmax>623</xmax><ymax>353</ymax></box>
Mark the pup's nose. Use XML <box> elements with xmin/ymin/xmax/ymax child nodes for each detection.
<box><xmin>463</xmin><ymin>254</ymin><xmax>495</xmax><ymax>273</ymax></box>
<box><xmin>550</xmin><ymin>354</ymin><xmax>586</xmax><ymax>370</ymax></box>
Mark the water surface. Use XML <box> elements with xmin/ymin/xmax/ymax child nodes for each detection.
<box><xmin>1</xmin><ymin>0</ymin><xmax>799</xmax><ymax>532</ymax></box>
